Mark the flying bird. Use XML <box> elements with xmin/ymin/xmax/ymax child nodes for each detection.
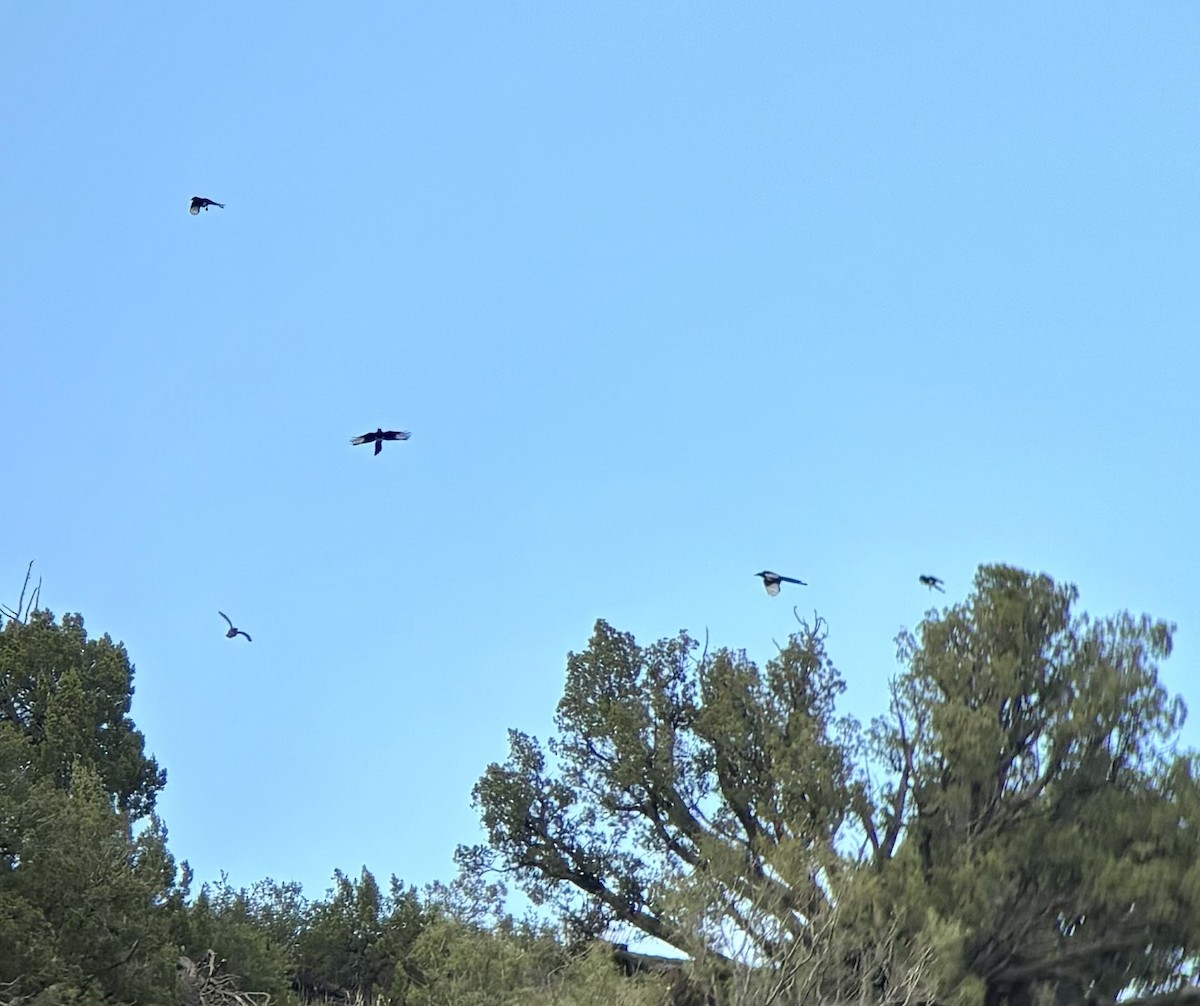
<box><xmin>755</xmin><ymin>571</ymin><xmax>807</xmax><ymax>596</ymax></box>
<box><xmin>189</xmin><ymin>196</ymin><xmax>225</xmax><ymax>215</ymax></box>
<box><xmin>919</xmin><ymin>575</ymin><xmax>945</xmax><ymax>593</ymax></box>
<box><xmin>218</xmin><ymin>611</ymin><xmax>252</xmax><ymax>641</ymax></box>
<box><xmin>350</xmin><ymin>428</ymin><xmax>411</xmax><ymax>456</ymax></box>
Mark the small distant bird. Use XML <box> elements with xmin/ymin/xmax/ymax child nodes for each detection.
<box><xmin>919</xmin><ymin>575</ymin><xmax>945</xmax><ymax>593</ymax></box>
<box><xmin>755</xmin><ymin>571</ymin><xmax>807</xmax><ymax>596</ymax></box>
<box><xmin>189</xmin><ymin>196</ymin><xmax>225</xmax><ymax>215</ymax></box>
<box><xmin>218</xmin><ymin>611</ymin><xmax>252</xmax><ymax>641</ymax></box>
<box><xmin>350</xmin><ymin>428</ymin><xmax>412</xmax><ymax>456</ymax></box>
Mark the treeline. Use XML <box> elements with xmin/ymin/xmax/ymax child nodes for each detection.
<box><xmin>178</xmin><ymin>868</ymin><xmax>672</xmax><ymax>1005</ymax></box>
<box><xmin>4</xmin><ymin>565</ymin><xmax>1200</xmax><ymax>1005</ymax></box>
<box><xmin>0</xmin><ymin>608</ymin><xmax>665</xmax><ymax>1005</ymax></box>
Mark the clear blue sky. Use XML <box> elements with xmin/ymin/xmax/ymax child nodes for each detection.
<box><xmin>3</xmin><ymin>4</ymin><xmax>1197</xmax><ymax>903</ymax></box>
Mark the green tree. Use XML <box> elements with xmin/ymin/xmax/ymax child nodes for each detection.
<box><xmin>883</xmin><ymin>565</ymin><xmax>1200</xmax><ymax>1005</ymax></box>
<box><xmin>405</xmin><ymin>916</ymin><xmax>667</xmax><ymax>1006</ymax></box>
<box><xmin>0</xmin><ymin>608</ymin><xmax>182</xmax><ymax>1002</ymax></box>
<box><xmin>292</xmin><ymin>868</ymin><xmax>426</xmax><ymax>1003</ymax></box>
<box><xmin>463</xmin><ymin>564</ymin><xmax>1200</xmax><ymax>1005</ymax></box>
<box><xmin>0</xmin><ymin>610</ymin><xmax>164</xmax><ymax>817</ymax></box>
<box><xmin>0</xmin><ymin>763</ymin><xmax>183</xmax><ymax>1003</ymax></box>
<box><xmin>179</xmin><ymin>875</ymin><xmax>295</xmax><ymax>999</ymax></box>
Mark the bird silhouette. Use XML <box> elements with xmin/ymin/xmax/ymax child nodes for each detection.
<box><xmin>350</xmin><ymin>428</ymin><xmax>411</xmax><ymax>456</ymax></box>
<box><xmin>919</xmin><ymin>575</ymin><xmax>945</xmax><ymax>593</ymax></box>
<box><xmin>218</xmin><ymin>611</ymin><xmax>252</xmax><ymax>641</ymax></box>
<box><xmin>755</xmin><ymin>571</ymin><xmax>807</xmax><ymax>596</ymax></box>
<box><xmin>189</xmin><ymin>196</ymin><xmax>225</xmax><ymax>215</ymax></box>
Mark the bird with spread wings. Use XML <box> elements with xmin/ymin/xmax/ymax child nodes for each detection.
<box><xmin>350</xmin><ymin>428</ymin><xmax>412</xmax><ymax>456</ymax></box>
<box><xmin>189</xmin><ymin>197</ymin><xmax>225</xmax><ymax>215</ymax></box>
<box><xmin>755</xmin><ymin>570</ymin><xmax>807</xmax><ymax>596</ymax></box>
<box><xmin>218</xmin><ymin>611</ymin><xmax>252</xmax><ymax>641</ymax></box>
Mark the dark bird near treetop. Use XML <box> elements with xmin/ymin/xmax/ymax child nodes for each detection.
<box><xmin>919</xmin><ymin>575</ymin><xmax>945</xmax><ymax>593</ymax></box>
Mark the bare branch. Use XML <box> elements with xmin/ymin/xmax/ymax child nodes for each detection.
<box><xmin>177</xmin><ymin>951</ymin><xmax>273</xmax><ymax>1006</ymax></box>
<box><xmin>1</xmin><ymin>561</ymin><xmax>40</xmax><ymax>625</ymax></box>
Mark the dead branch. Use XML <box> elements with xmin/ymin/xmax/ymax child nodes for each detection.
<box><xmin>177</xmin><ymin>950</ymin><xmax>273</xmax><ymax>1006</ymax></box>
<box><xmin>0</xmin><ymin>561</ymin><xmax>41</xmax><ymax>625</ymax></box>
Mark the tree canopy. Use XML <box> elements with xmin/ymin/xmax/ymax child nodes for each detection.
<box><xmin>4</xmin><ymin>569</ymin><xmax>1199</xmax><ymax>1005</ymax></box>
<box><xmin>0</xmin><ymin>609</ymin><xmax>178</xmax><ymax>1002</ymax></box>
<box><xmin>463</xmin><ymin>564</ymin><xmax>1200</xmax><ymax>1006</ymax></box>
<box><xmin>0</xmin><ymin>609</ymin><xmax>164</xmax><ymax>818</ymax></box>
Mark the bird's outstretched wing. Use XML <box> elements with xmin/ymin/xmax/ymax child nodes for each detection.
<box><xmin>218</xmin><ymin>611</ymin><xmax>234</xmax><ymax>630</ymax></box>
<box><xmin>764</xmin><ymin>580</ymin><xmax>781</xmax><ymax>596</ymax></box>
<box><xmin>236</xmin><ymin>630</ymin><xmax>252</xmax><ymax>642</ymax></box>
<box><xmin>380</xmin><ymin>431</ymin><xmax>411</xmax><ymax>441</ymax></box>
<box><xmin>189</xmin><ymin>204</ymin><xmax>201</xmax><ymax>215</ymax></box>
<box><xmin>350</xmin><ymin>432</ymin><xmax>377</xmax><ymax>445</ymax></box>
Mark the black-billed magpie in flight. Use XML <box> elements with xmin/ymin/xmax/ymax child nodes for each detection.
<box><xmin>189</xmin><ymin>197</ymin><xmax>225</xmax><ymax>215</ymax></box>
<box><xmin>756</xmin><ymin>571</ymin><xmax>807</xmax><ymax>596</ymax></box>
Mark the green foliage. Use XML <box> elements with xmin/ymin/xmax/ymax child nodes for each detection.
<box><xmin>0</xmin><ymin>764</ymin><xmax>182</xmax><ymax>1003</ymax></box>
<box><xmin>178</xmin><ymin>876</ymin><xmax>295</xmax><ymax>999</ymax></box>
<box><xmin>539</xmin><ymin>945</ymin><xmax>670</xmax><ymax>1006</ymax></box>
<box><xmin>291</xmin><ymin>868</ymin><xmax>426</xmax><ymax>1003</ymax></box>
<box><xmin>404</xmin><ymin>917</ymin><xmax>667</xmax><ymax>1006</ymax></box>
<box><xmin>3</xmin><ymin>572</ymin><xmax>1195</xmax><ymax>1006</ymax></box>
<box><xmin>0</xmin><ymin>609</ymin><xmax>181</xmax><ymax>1003</ymax></box>
<box><xmin>464</xmin><ymin>564</ymin><xmax>1200</xmax><ymax>1005</ymax></box>
<box><xmin>461</xmin><ymin>615</ymin><xmax>862</xmax><ymax>958</ymax></box>
<box><xmin>890</xmin><ymin>564</ymin><xmax>1200</xmax><ymax>1004</ymax></box>
<box><xmin>0</xmin><ymin>610</ymin><xmax>164</xmax><ymax>817</ymax></box>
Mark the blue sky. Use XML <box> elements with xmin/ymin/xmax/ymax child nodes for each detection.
<box><xmin>3</xmin><ymin>4</ymin><xmax>1198</xmax><ymax>903</ymax></box>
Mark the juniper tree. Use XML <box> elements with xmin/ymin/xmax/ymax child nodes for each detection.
<box><xmin>463</xmin><ymin>565</ymin><xmax>1200</xmax><ymax>1005</ymax></box>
